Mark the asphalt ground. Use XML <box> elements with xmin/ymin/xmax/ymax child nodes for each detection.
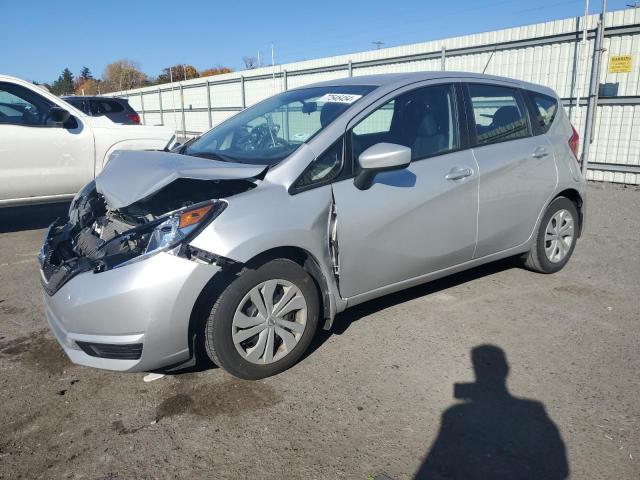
<box><xmin>0</xmin><ymin>182</ymin><xmax>638</xmax><ymax>479</ymax></box>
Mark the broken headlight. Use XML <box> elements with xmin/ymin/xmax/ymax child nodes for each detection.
<box><xmin>115</xmin><ymin>201</ymin><xmax>226</xmax><ymax>269</ymax></box>
<box><xmin>145</xmin><ymin>204</ymin><xmax>219</xmax><ymax>255</ymax></box>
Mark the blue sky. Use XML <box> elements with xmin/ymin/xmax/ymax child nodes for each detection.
<box><xmin>0</xmin><ymin>0</ymin><xmax>632</xmax><ymax>83</ymax></box>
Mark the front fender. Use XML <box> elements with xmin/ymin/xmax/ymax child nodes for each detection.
<box><xmin>189</xmin><ymin>182</ymin><xmax>345</xmax><ymax>323</ymax></box>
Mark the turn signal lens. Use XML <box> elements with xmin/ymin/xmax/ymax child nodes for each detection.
<box><xmin>179</xmin><ymin>205</ymin><xmax>213</xmax><ymax>229</ymax></box>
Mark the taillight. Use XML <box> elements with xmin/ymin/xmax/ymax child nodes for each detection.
<box><xmin>568</xmin><ymin>125</ymin><xmax>579</xmax><ymax>160</ymax></box>
<box><xmin>127</xmin><ymin>113</ymin><xmax>140</xmax><ymax>124</ymax></box>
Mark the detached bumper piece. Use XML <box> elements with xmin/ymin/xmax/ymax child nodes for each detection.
<box><xmin>76</xmin><ymin>341</ymin><xmax>143</xmax><ymax>360</ymax></box>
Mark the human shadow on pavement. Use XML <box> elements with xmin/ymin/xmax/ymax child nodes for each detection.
<box><xmin>414</xmin><ymin>345</ymin><xmax>569</xmax><ymax>480</ymax></box>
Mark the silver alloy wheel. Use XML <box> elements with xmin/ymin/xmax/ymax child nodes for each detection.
<box><xmin>231</xmin><ymin>279</ymin><xmax>308</xmax><ymax>365</ymax></box>
<box><xmin>544</xmin><ymin>209</ymin><xmax>575</xmax><ymax>263</ymax></box>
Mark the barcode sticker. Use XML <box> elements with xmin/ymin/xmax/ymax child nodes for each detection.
<box><xmin>316</xmin><ymin>93</ymin><xmax>362</xmax><ymax>104</ymax></box>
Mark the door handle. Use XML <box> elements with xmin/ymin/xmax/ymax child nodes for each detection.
<box><xmin>532</xmin><ymin>146</ymin><xmax>549</xmax><ymax>159</ymax></box>
<box><xmin>445</xmin><ymin>166</ymin><xmax>474</xmax><ymax>181</ymax></box>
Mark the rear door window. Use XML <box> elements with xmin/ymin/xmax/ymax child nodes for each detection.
<box><xmin>468</xmin><ymin>84</ymin><xmax>530</xmax><ymax>146</ymax></box>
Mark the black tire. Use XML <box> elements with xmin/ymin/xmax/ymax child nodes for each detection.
<box><xmin>204</xmin><ymin>259</ymin><xmax>319</xmax><ymax>380</ymax></box>
<box><xmin>523</xmin><ymin>196</ymin><xmax>579</xmax><ymax>274</ymax></box>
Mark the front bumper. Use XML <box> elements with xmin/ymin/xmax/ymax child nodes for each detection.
<box><xmin>42</xmin><ymin>251</ymin><xmax>220</xmax><ymax>372</ymax></box>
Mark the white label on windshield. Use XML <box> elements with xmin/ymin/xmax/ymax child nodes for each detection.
<box><xmin>316</xmin><ymin>93</ymin><xmax>362</xmax><ymax>104</ymax></box>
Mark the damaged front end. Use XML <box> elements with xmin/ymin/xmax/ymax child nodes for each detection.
<box><xmin>39</xmin><ymin>177</ymin><xmax>251</xmax><ymax>295</ymax></box>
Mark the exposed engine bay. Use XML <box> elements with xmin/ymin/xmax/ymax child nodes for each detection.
<box><xmin>40</xmin><ymin>177</ymin><xmax>255</xmax><ymax>295</ymax></box>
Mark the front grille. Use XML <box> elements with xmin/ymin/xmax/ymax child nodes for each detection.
<box><xmin>76</xmin><ymin>341</ymin><xmax>143</xmax><ymax>360</ymax></box>
<box><xmin>40</xmin><ymin>219</ymin><xmax>95</xmax><ymax>296</ymax></box>
<box><xmin>41</xmin><ymin>246</ymin><xmax>56</xmax><ymax>280</ymax></box>
<box><xmin>41</xmin><ymin>258</ymin><xmax>93</xmax><ymax>296</ymax></box>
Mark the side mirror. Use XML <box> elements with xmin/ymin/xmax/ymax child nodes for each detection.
<box><xmin>354</xmin><ymin>142</ymin><xmax>411</xmax><ymax>190</ymax></box>
<box><xmin>48</xmin><ymin>107</ymin><xmax>71</xmax><ymax>126</ymax></box>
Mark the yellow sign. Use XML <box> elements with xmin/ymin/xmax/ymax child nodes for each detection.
<box><xmin>608</xmin><ymin>55</ymin><xmax>633</xmax><ymax>73</ymax></box>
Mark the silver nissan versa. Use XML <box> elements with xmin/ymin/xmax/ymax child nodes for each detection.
<box><xmin>40</xmin><ymin>72</ymin><xmax>586</xmax><ymax>379</ymax></box>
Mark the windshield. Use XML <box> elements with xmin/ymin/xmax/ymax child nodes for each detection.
<box><xmin>184</xmin><ymin>85</ymin><xmax>375</xmax><ymax>165</ymax></box>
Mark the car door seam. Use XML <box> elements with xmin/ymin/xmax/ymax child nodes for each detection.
<box><xmin>471</xmin><ymin>148</ymin><xmax>481</xmax><ymax>259</ymax></box>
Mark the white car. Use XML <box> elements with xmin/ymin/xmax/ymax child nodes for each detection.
<box><xmin>0</xmin><ymin>75</ymin><xmax>174</xmax><ymax>207</ymax></box>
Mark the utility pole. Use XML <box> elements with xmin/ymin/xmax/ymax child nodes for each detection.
<box><xmin>573</xmin><ymin>0</ymin><xmax>590</xmax><ymax>124</ymax></box>
<box><xmin>372</xmin><ymin>41</ymin><xmax>384</xmax><ymax>50</ymax></box>
<box><xmin>257</xmin><ymin>50</ymin><xmax>261</xmax><ymax>68</ymax></box>
<box><xmin>170</xmin><ymin>66</ymin><xmax>178</xmax><ymax>134</ymax></box>
<box><xmin>581</xmin><ymin>0</ymin><xmax>607</xmax><ymax>177</ymax></box>
<box><xmin>271</xmin><ymin>44</ymin><xmax>276</xmax><ymax>91</ymax></box>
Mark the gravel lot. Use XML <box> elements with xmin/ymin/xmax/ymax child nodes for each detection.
<box><xmin>0</xmin><ymin>183</ymin><xmax>638</xmax><ymax>480</ymax></box>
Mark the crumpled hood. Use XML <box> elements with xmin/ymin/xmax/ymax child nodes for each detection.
<box><xmin>96</xmin><ymin>150</ymin><xmax>267</xmax><ymax>209</ymax></box>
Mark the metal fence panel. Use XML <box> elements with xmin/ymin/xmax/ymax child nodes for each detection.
<box><xmin>244</xmin><ymin>77</ymin><xmax>281</xmax><ymax>107</ymax></box>
<box><xmin>143</xmin><ymin>112</ymin><xmax>162</xmax><ymax>126</ymax></box>
<box><xmin>287</xmin><ymin>70</ymin><xmax>349</xmax><ymax>89</ymax></box>
<box><xmin>182</xmin><ymin>85</ymin><xmax>209</xmax><ymax>109</ymax></box>
<box><xmin>210</xmin><ymin>82</ymin><xmax>242</xmax><ymax>108</ymax></box>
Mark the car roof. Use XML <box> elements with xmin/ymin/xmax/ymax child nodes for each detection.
<box><xmin>62</xmin><ymin>96</ymin><xmax>128</xmax><ymax>101</ymax></box>
<box><xmin>0</xmin><ymin>74</ymin><xmax>89</xmax><ymax>116</ymax></box>
<box><xmin>300</xmin><ymin>71</ymin><xmax>555</xmax><ymax>96</ymax></box>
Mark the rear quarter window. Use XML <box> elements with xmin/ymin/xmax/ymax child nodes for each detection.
<box><xmin>528</xmin><ymin>92</ymin><xmax>558</xmax><ymax>134</ymax></box>
<box><xmin>90</xmin><ymin>100</ymin><xmax>125</xmax><ymax>115</ymax></box>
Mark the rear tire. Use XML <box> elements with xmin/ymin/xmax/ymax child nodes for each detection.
<box><xmin>204</xmin><ymin>259</ymin><xmax>319</xmax><ymax>380</ymax></box>
<box><xmin>523</xmin><ymin>196</ymin><xmax>578</xmax><ymax>274</ymax></box>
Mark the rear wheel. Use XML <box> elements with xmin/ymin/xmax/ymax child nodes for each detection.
<box><xmin>204</xmin><ymin>259</ymin><xmax>319</xmax><ymax>380</ymax></box>
<box><xmin>523</xmin><ymin>196</ymin><xmax>578</xmax><ymax>274</ymax></box>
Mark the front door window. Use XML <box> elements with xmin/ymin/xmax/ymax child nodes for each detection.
<box><xmin>351</xmin><ymin>83</ymin><xmax>459</xmax><ymax>162</ymax></box>
<box><xmin>0</xmin><ymin>82</ymin><xmax>53</xmax><ymax>126</ymax></box>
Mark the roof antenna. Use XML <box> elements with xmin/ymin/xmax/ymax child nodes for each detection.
<box><xmin>482</xmin><ymin>46</ymin><xmax>498</xmax><ymax>74</ymax></box>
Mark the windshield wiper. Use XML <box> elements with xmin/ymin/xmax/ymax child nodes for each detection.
<box><xmin>187</xmin><ymin>151</ymin><xmax>236</xmax><ymax>163</ymax></box>
<box><xmin>176</xmin><ymin>136</ymin><xmax>199</xmax><ymax>152</ymax></box>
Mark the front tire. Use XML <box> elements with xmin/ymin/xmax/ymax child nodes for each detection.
<box><xmin>523</xmin><ymin>196</ymin><xmax>578</xmax><ymax>274</ymax></box>
<box><xmin>204</xmin><ymin>259</ymin><xmax>319</xmax><ymax>380</ymax></box>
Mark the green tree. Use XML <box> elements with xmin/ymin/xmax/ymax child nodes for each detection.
<box><xmin>79</xmin><ymin>66</ymin><xmax>93</xmax><ymax>81</ymax></box>
<box><xmin>50</xmin><ymin>68</ymin><xmax>75</xmax><ymax>95</ymax></box>
<box><xmin>75</xmin><ymin>66</ymin><xmax>99</xmax><ymax>93</ymax></box>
